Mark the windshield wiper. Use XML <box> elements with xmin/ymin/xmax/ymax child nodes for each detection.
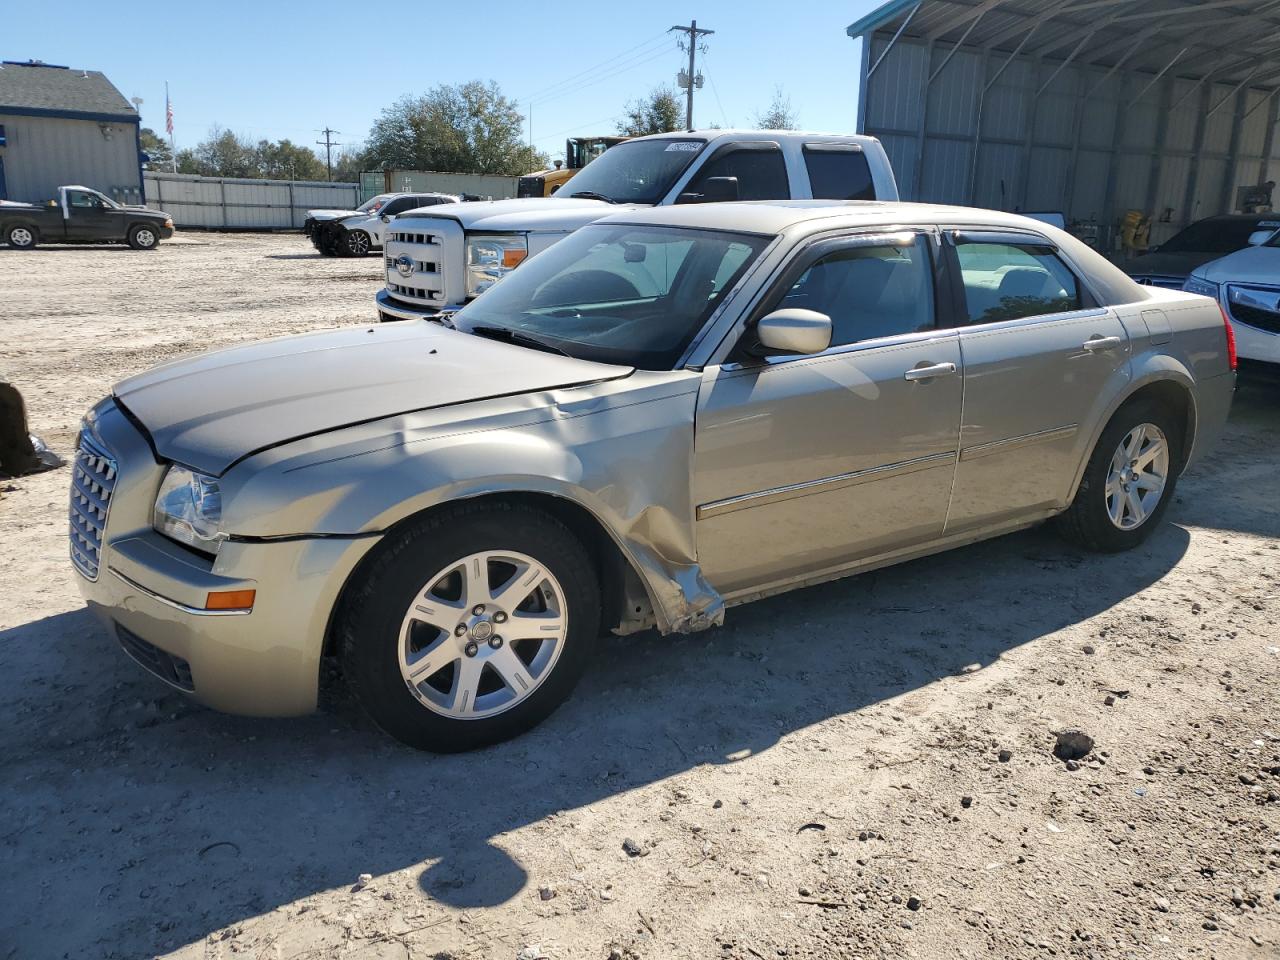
<box><xmin>568</xmin><ymin>191</ymin><xmax>617</xmax><ymax>204</ymax></box>
<box><xmin>467</xmin><ymin>325</ymin><xmax>572</xmax><ymax>357</ymax></box>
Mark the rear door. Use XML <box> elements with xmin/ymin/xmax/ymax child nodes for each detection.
<box><xmin>942</xmin><ymin>230</ymin><xmax>1131</xmax><ymax>533</ymax></box>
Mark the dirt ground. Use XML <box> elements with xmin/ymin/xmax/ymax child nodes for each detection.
<box><xmin>2</xmin><ymin>233</ymin><xmax>1278</xmax><ymax>960</ymax></box>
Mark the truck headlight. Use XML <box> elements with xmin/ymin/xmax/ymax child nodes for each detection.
<box><xmin>154</xmin><ymin>465</ymin><xmax>224</xmax><ymax>554</ymax></box>
<box><xmin>466</xmin><ymin>234</ymin><xmax>528</xmax><ymax>298</ymax></box>
<box><xmin>1182</xmin><ymin>275</ymin><xmax>1219</xmax><ymax>300</ymax></box>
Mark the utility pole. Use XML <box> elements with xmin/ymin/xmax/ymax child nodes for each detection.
<box><xmin>316</xmin><ymin>127</ymin><xmax>341</xmax><ymax>181</ymax></box>
<box><xmin>669</xmin><ymin>19</ymin><xmax>714</xmax><ymax>132</ymax></box>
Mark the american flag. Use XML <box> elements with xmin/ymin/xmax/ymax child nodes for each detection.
<box><xmin>165</xmin><ymin>88</ymin><xmax>173</xmax><ymax>136</ymax></box>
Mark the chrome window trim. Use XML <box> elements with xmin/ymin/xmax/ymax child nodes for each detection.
<box><xmin>108</xmin><ymin>568</ymin><xmax>253</xmax><ymax>617</ymax></box>
<box><xmin>950</xmin><ymin>306</ymin><xmax>1113</xmax><ymax>338</ymax></box>
<box><xmin>959</xmin><ymin>424</ymin><xmax>1079</xmax><ymax>462</ymax></box>
<box><xmin>697</xmin><ymin>451</ymin><xmax>957</xmax><ymax>520</ymax></box>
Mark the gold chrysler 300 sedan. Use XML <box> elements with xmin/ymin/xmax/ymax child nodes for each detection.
<box><xmin>73</xmin><ymin>201</ymin><xmax>1236</xmax><ymax>751</ymax></box>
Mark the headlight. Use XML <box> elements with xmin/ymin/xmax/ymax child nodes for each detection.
<box><xmin>164</xmin><ymin>218</ymin><xmax>173</xmax><ymax>228</ymax></box>
<box><xmin>1182</xmin><ymin>275</ymin><xmax>1219</xmax><ymax>300</ymax></box>
<box><xmin>154</xmin><ymin>465</ymin><xmax>224</xmax><ymax>554</ymax></box>
<box><xmin>466</xmin><ymin>234</ymin><xmax>528</xmax><ymax>298</ymax></box>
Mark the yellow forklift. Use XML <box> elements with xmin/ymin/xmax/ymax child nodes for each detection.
<box><xmin>517</xmin><ymin>136</ymin><xmax>629</xmax><ymax>198</ymax></box>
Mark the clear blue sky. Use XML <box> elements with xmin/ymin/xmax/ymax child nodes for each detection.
<box><xmin>6</xmin><ymin>0</ymin><xmax>882</xmax><ymax>164</ymax></box>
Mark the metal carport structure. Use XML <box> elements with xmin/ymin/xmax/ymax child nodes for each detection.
<box><xmin>848</xmin><ymin>0</ymin><xmax>1280</xmax><ymax>249</ymax></box>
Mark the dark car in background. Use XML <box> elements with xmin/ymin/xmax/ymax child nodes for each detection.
<box><xmin>1125</xmin><ymin>214</ymin><xmax>1280</xmax><ymax>288</ymax></box>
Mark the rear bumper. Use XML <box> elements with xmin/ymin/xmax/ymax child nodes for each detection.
<box><xmin>375</xmin><ymin>287</ymin><xmax>448</xmax><ymax>322</ymax></box>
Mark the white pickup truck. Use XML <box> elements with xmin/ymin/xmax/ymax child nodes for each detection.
<box><xmin>375</xmin><ymin>129</ymin><xmax>899</xmax><ymax>321</ymax></box>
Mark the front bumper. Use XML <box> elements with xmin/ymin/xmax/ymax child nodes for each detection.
<box><xmin>74</xmin><ymin>402</ymin><xmax>379</xmax><ymax>717</ymax></box>
<box><xmin>375</xmin><ymin>287</ymin><xmax>450</xmax><ymax>322</ymax></box>
<box><xmin>158</xmin><ymin>224</ymin><xmax>175</xmax><ymax>240</ymax></box>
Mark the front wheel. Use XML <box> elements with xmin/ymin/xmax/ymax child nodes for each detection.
<box><xmin>340</xmin><ymin>503</ymin><xmax>601</xmax><ymax>751</ymax></box>
<box><xmin>1057</xmin><ymin>398</ymin><xmax>1181</xmax><ymax>552</ymax></box>
<box><xmin>342</xmin><ymin>230</ymin><xmax>372</xmax><ymax>257</ymax></box>
<box><xmin>127</xmin><ymin>224</ymin><xmax>159</xmax><ymax>250</ymax></box>
<box><xmin>5</xmin><ymin>225</ymin><xmax>36</xmax><ymax>249</ymax></box>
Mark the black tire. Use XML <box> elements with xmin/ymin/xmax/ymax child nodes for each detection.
<box><xmin>340</xmin><ymin>502</ymin><xmax>600</xmax><ymax>752</ymax></box>
<box><xmin>1056</xmin><ymin>397</ymin><xmax>1182</xmax><ymax>553</ymax></box>
<box><xmin>5</xmin><ymin>224</ymin><xmax>37</xmax><ymax>249</ymax></box>
<box><xmin>342</xmin><ymin>230</ymin><xmax>372</xmax><ymax>257</ymax></box>
<box><xmin>127</xmin><ymin>223</ymin><xmax>159</xmax><ymax>250</ymax></box>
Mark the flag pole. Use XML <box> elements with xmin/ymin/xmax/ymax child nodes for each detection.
<box><xmin>166</xmin><ymin>81</ymin><xmax>176</xmax><ymax>172</ymax></box>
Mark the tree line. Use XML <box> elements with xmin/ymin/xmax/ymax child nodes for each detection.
<box><xmin>151</xmin><ymin>80</ymin><xmax>801</xmax><ymax>182</ymax></box>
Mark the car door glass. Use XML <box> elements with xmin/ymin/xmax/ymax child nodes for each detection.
<box><xmin>687</xmin><ymin>146</ymin><xmax>789</xmax><ymax>201</ymax></box>
<box><xmin>955</xmin><ymin>242</ymin><xmax>1081</xmax><ymax>324</ymax></box>
<box><xmin>773</xmin><ymin>237</ymin><xmax>935</xmax><ymax>347</ymax></box>
<box><xmin>803</xmin><ymin>146</ymin><xmax>875</xmax><ymax>200</ymax></box>
<box><xmin>67</xmin><ymin>191</ymin><xmax>100</xmax><ymax>209</ymax></box>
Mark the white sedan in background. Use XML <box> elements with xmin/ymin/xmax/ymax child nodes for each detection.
<box><xmin>1184</xmin><ymin>226</ymin><xmax>1280</xmax><ymax>365</ymax></box>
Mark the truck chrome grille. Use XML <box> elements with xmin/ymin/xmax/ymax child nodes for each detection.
<box><xmin>387</xmin><ymin>281</ymin><xmax>443</xmax><ymax>301</ymax></box>
<box><xmin>69</xmin><ymin>431</ymin><xmax>117</xmax><ymax>580</ymax></box>
<box><xmin>389</xmin><ymin>230</ymin><xmax>440</xmax><ymax>245</ymax></box>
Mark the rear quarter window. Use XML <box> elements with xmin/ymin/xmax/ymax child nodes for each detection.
<box><xmin>803</xmin><ymin>146</ymin><xmax>875</xmax><ymax>201</ymax></box>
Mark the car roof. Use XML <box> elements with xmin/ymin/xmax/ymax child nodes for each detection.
<box><xmin>631</xmin><ymin>129</ymin><xmax>881</xmax><ymax>143</ymax></box>
<box><xmin>595</xmin><ymin>199</ymin><xmax>1072</xmax><ymax>237</ymax></box>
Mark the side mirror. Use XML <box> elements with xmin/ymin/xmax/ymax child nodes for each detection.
<box><xmin>380</xmin><ymin>214</ymin><xmax>391</xmax><ymax>223</ymax></box>
<box><xmin>676</xmin><ymin>176</ymin><xmax>740</xmax><ymax>204</ymax></box>
<box><xmin>753</xmin><ymin>308</ymin><xmax>832</xmax><ymax>357</ymax></box>
<box><xmin>1247</xmin><ymin>229</ymin><xmax>1274</xmax><ymax>246</ymax></box>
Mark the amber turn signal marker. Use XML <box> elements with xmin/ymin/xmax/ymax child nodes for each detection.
<box><xmin>205</xmin><ymin>589</ymin><xmax>256</xmax><ymax>611</ymax></box>
<box><xmin>502</xmin><ymin>249</ymin><xmax>527</xmax><ymax>268</ymax></box>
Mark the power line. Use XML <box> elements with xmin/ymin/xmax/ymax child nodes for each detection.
<box><xmin>669</xmin><ymin>19</ymin><xmax>714</xmax><ymax>131</ymax></box>
<box><xmin>522</xmin><ymin>38</ymin><xmax>677</xmax><ymax>110</ymax></box>
<box><xmin>520</xmin><ymin>31</ymin><xmax>670</xmax><ymax>105</ymax></box>
<box><xmin>315</xmin><ymin>127</ymin><xmax>341</xmax><ymax>182</ymax></box>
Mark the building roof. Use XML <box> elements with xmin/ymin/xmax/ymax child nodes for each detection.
<box><xmin>0</xmin><ymin>60</ymin><xmax>137</xmax><ymax>120</ymax></box>
<box><xmin>847</xmin><ymin>0</ymin><xmax>1280</xmax><ymax>92</ymax></box>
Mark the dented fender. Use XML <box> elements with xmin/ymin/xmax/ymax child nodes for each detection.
<box><xmin>219</xmin><ymin>371</ymin><xmax>725</xmax><ymax>634</ymax></box>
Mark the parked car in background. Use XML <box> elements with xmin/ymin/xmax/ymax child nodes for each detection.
<box><xmin>308</xmin><ymin>192</ymin><xmax>459</xmax><ymax>257</ymax></box>
<box><xmin>1</xmin><ymin>186</ymin><xmax>173</xmax><ymax>250</ymax></box>
<box><xmin>1184</xmin><ymin>227</ymin><xmax>1280</xmax><ymax>366</ymax></box>
<box><xmin>73</xmin><ymin>200</ymin><xmax>1234</xmax><ymax>751</ymax></box>
<box><xmin>376</xmin><ymin>129</ymin><xmax>899</xmax><ymax>321</ymax></box>
<box><xmin>1125</xmin><ymin>214</ymin><xmax>1280</xmax><ymax>288</ymax></box>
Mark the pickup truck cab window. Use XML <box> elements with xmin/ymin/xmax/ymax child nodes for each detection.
<box><xmin>953</xmin><ymin>240</ymin><xmax>1082</xmax><ymax>324</ymax></box>
<box><xmin>67</xmin><ymin>189</ymin><xmax>110</xmax><ymax>209</ymax></box>
<box><xmin>685</xmin><ymin>143</ymin><xmax>788</xmax><ymax>202</ymax></box>
<box><xmin>557</xmin><ymin>137</ymin><xmax>707</xmax><ymax>204</ymax></box>
<box><xmin>802</xmin><ymin>144</ymin><xmax>875</xmax><ymax>201</ymax></box>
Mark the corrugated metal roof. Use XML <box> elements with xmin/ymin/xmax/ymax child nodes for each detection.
<box><xmin>848</xmin><ymin>0</ymin><xmax>1280</xmax><ymax>91</ymax></box>
<box><xmin>0</xmin><ymin>61</ymin><xmax>136</xmax><ymax>118</ymax></box>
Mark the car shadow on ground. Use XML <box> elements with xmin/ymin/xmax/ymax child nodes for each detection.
<box><xmin>2</xmin><ymin>518</ymin><xmax>1192</xmax><ymax>955</ymax></box>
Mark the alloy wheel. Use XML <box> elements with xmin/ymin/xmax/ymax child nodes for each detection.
<box><xmin>348</xmin><ymin>232</ymin><xmax>370</xmax><ymax>255</ymax></box>
<box><xmin>397</xmin><ymin>550</ymin><xmax>568</xmax><ymax>719</ymax></box>
<box><xmin>136</xmin><ymin>228</ymin><xmax>156</xmax><ymax>248</ymax></box>
<box><xmin>10</xmin><ymin>228</ymin><xmax>33</xmax><ymax>247</ymax></box>
<box><xmin>1105</xmin><ymin>422</ymin><xmax>1169</xmax><ymax>530</ymax></box>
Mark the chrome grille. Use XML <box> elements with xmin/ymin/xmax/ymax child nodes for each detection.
<box><xmin>390</xmin><ymin>230</ymin><xmax>439</xmax><ymax>244</ymax></box>
<box><xmin>388</xmin><ymin>281</ymin><xmax>442</xmax><ymax>301</ymax></box>
<box><xmin>1227</xmin><ymin>284</ymin><xmax>1280</xmax><ymax>335</ymax></box>
<box><xmin>69</xmin><ymin>432</ymin><xmax>117</xmax><ymax>580</ymax></box>
<box><xmin>385</xmin><ymin>256</ymin><xmax>437</xmax><ymax>273</ymax></box>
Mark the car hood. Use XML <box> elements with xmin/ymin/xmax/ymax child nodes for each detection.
<box><xmin>396</xmin><ymin>196</ymin><xmax>643</xmax><ymax>233</ymax></box>
<box><xmin>1193</xmin><ymin>245</ymin><xmax>1280</xmax><ymax>283</ymax></box>
<box><xmin>1124</xmin><ymin>250</ymin><xmax>1219</xmax><ymax>280</ymax></box>
<box><xmin>113</xmin><ymin>322</ymin><xmax>633</xmax><ymax>475</ymax></box>
<box><xmin>307</xmin><ymin>208</ymin><xmax>360</xmax><ymax>221</ymax></box>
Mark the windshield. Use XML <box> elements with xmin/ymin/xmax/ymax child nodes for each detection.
<box><xmin>452</xmin><ymin>223</ymin><xmax>769</xmax><ymax>369</ymax></box>
<box><xmin>356</xmin><ymin>195</ymin><xmax>389</xmax><ymax>214</ymax></box>
<box><xmin>559</xmin><ymin>138</ymin><xmax>706</xmax><ymax>204</ymax></box>
<box><xmin>1160</xmin><ymin>217</ymin><xmax>1279</xmax><ymax>254</ymax></box>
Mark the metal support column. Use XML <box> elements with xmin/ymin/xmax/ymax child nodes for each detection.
<box><xmin>1181</xmin><ymin>82</ymin><xmax>1213</xmax><ymax>229</ymax></box>
<box><xmin>910</xmin><ymin>40</ymin><xmax>937</xmax><ymax>201</ymax></box>
<box><xmin>1219</xmin><ymin>84</ymin><xmax>1250</xmax><ymax>214</ymax></box>
<box><xmin>1143</xmin><ymin>75</ymin><xmax>1173</xmax><ymax>220</ymax></box>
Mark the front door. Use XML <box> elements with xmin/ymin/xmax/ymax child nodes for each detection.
<box><xmin>63</xmin><ymin>189</ymin><xmax>116</xmax><ymax>240</ymax></box>
<box><xmin>942</xmin><ymin>231</ymin><xmax>1132</xmax><ymax>532</ymax></box>
<box><xmin>693</xmin><ymin>231</ymin><xmax>963</xmax><ymax>596</ymax></box>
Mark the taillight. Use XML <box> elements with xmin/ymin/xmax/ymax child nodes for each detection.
<box><xmin>1220</xmin><ymin>303</ymin><xmax>1237</xmax><ymax>371</ymax></box>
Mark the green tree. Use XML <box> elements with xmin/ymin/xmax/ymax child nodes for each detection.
<box><xmin>617</xmin><ymin>85</ymin><xmax>683</xmax><ymax>137</ymax></box>
<box><xmin>753</xmin><ymin>86</ymin><xmax>799</xmax><ymax>130</ymax></box>
<box><xmin>364</xmin><ymin>81</ymin><xmax>546</xmax><ymax>175</ymax></box>
<box><xmin>139</xmin><ymin>127</ymin><xmax>173</xmax><ymax>169</ymax></box>
<box><xmin>176</xmin><ymin>126</ymin><xmax>258</xmax><ymax>178</ymax></box>
<box><xmin>256</xmin><ymin>138</ymin><xmax>326</xmax><ymax>180</ymax></box>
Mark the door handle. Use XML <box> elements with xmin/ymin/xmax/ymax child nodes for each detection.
<box><xmin>903</xmin><ymin>362</ymin><xmax>958</xmax><ymax>382</ymax></box>
<box><xmin>1081</xmin><ymin>335</ymin><xmax>1124</xmax><ymax>352</ymax></box>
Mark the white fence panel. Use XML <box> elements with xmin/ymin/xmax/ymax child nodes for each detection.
<box><xmin>143</xmin><ymin>172</ymin><xmax>359</xmax><ymax>229</ymax></box>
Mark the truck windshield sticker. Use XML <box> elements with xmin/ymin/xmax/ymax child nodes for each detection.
<box><xmin>665</xmin><ymin>142</ymin><xmax>701</xmax><ymax>152</ymax></box>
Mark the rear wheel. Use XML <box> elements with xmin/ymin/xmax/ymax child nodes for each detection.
<box><xmin>341</xmin><ymin>502</ymin><xmax>600</xmax><ymax>751</ymax></box>
<box><xmin>1057</xmin><ymin>398</ymin><xmax>1180</xmax><ymax>552</ymax></box>
<box><xmin>5</xmin><ymin>225</ymin><xmax>36</xmax><ymax>249</ymax></box>
<box><xmin>127</xmin><ymin>224</ymin><xmax>159</xmax><ymax>250</ymax></box>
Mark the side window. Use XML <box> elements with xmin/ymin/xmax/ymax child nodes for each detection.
<box><xmin>688</xmin><ymin>146</ymin><xmax>789</xmax><ymax>201</ymax></box>
<box><xmin>67</xmin><ymin>190</ymin><xmax>100</xmax><ymax>209</ymax></box>
<box><xmin>771</xmin><ymin>236</ymin><xmax>935</xmax><ymax>348</ymax></box>
<box><xmin>953</xmin><ymin>241</ymin><xmax>1081</xmax><ymax>324</ymax></box>
<box><xmin>803</xmin><ymin>146</ymin><xmax>875</xmax><ymax>201</ymax></box>
<box><xmin>381</xmin><ymin>198</ymin><xmax>415</xmax><ymax>216</ymax></box>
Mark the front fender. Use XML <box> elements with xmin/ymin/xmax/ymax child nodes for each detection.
<box><xmin>219</xmin><ymin>373</ymin><xmax>723</xmax><ymax>633</ymax></box>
